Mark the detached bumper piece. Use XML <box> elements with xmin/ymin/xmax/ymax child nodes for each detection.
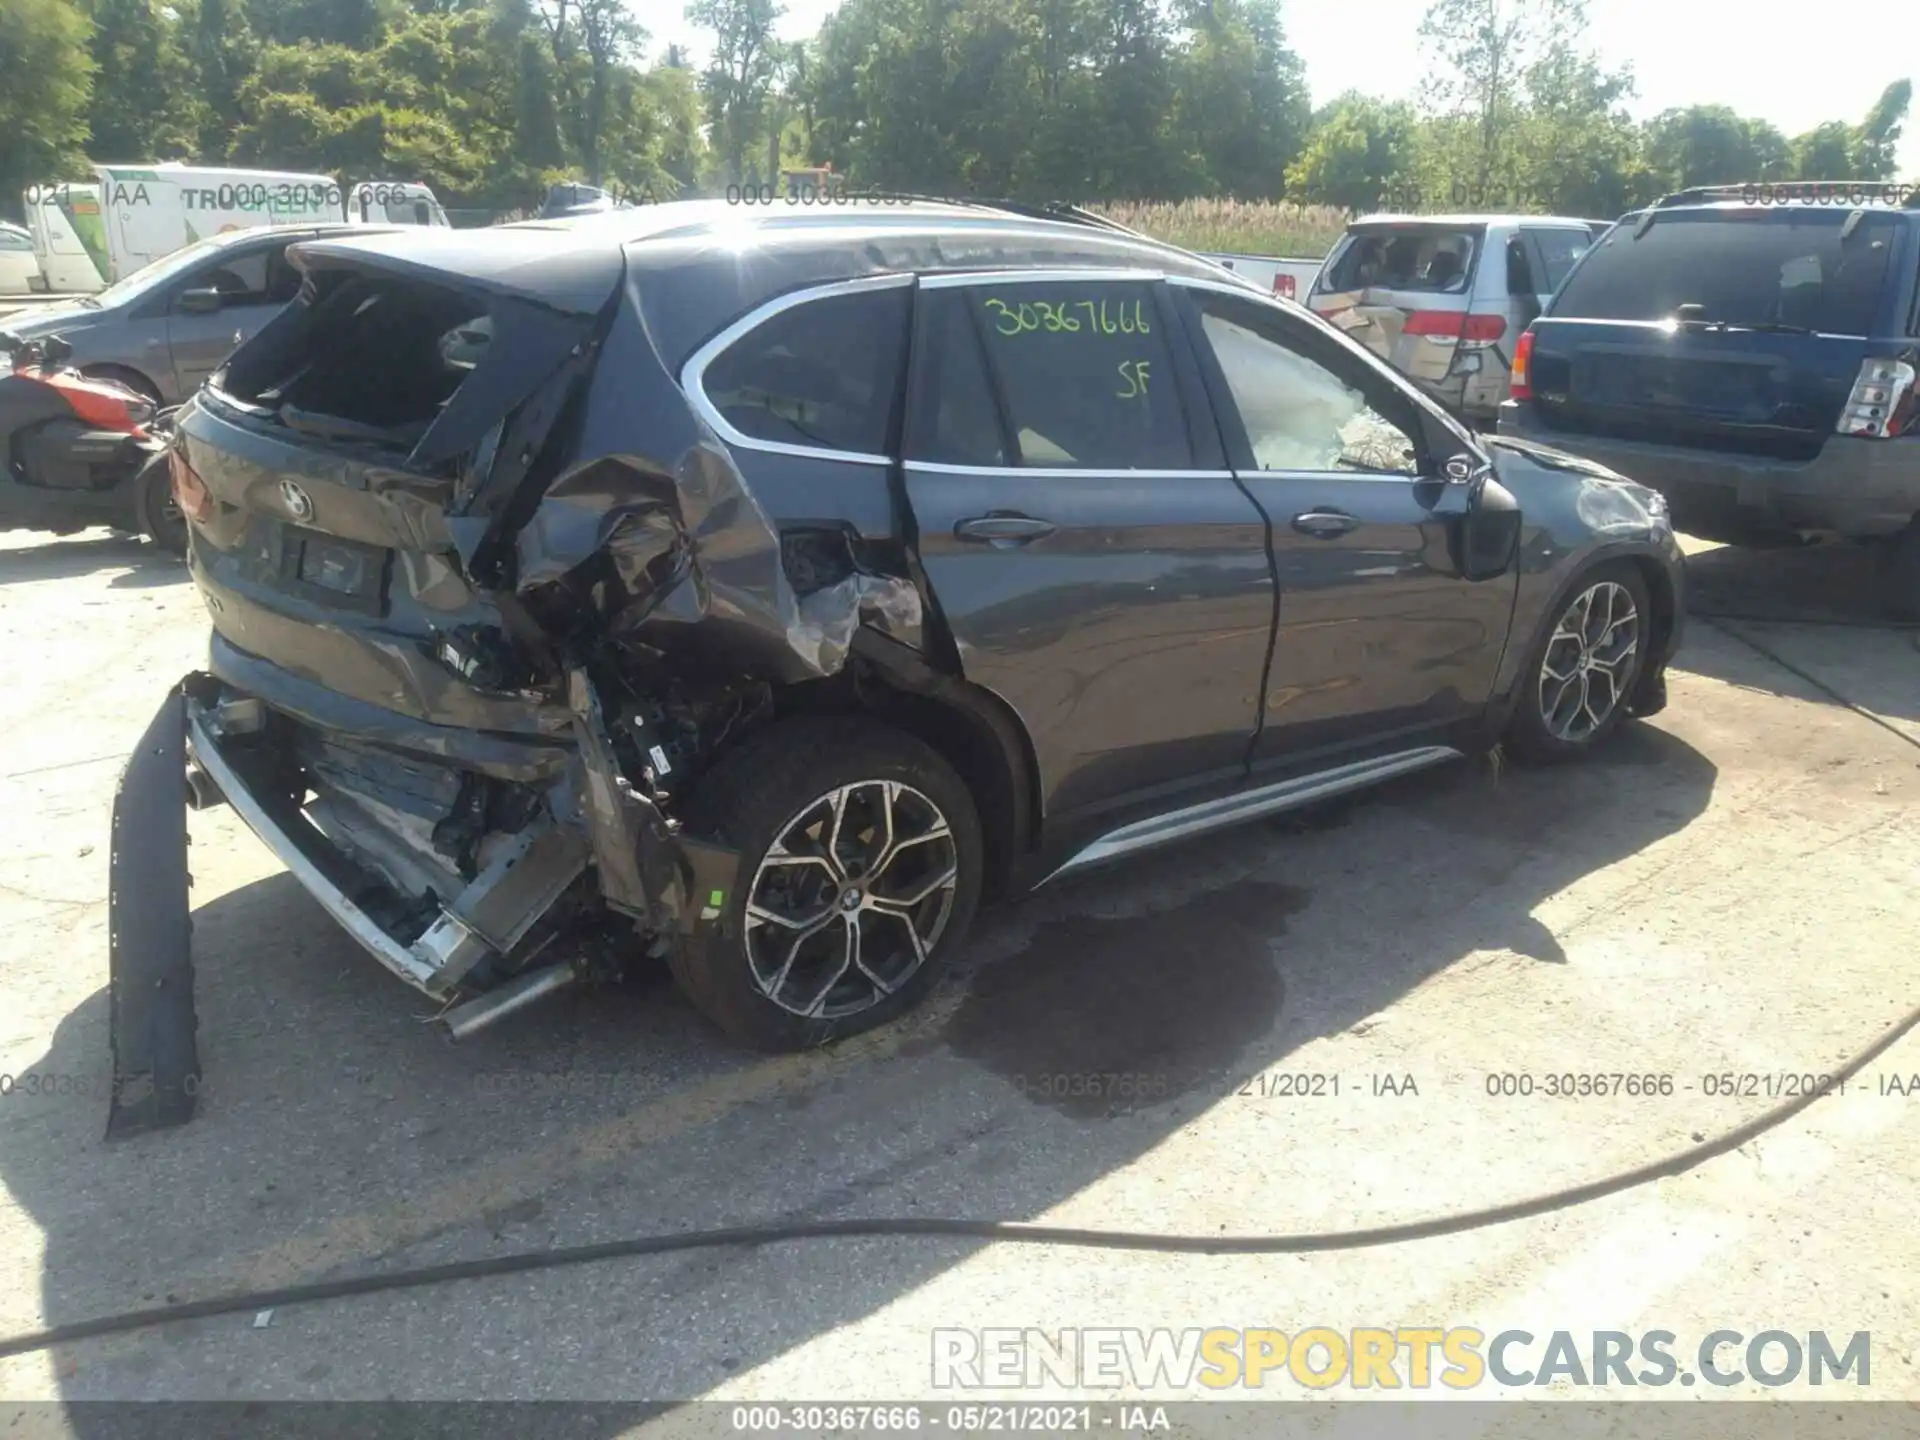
<box><xmin>107</xmin><ymin>670</ymin><xmax>741</xmax><ymax>1133</ymax></box>
<box><xmin>106</xmin><ymin>687</ymin><xmax>199</xmax><ymax>1139</ymax></box>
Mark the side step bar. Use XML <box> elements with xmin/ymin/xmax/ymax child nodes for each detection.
<box><xmin>1041</xmin><ymin>745</ymin><xmax>1462</xmax><ymax>886</ymax></box>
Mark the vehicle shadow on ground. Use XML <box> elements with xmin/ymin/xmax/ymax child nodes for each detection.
<box><xmin>1680</xmin><ymin>539</ymin><xmax>1920</xmax><ymax>723</ymax></box>
<box><xmin>0</xmin><ymin>533</ymin><xmax>185</xmax><ymax>588</ymax></box>
<box><xmin>1</xmin><ymin>710</ymin><xmax>1720</xmax><ymax>1411</ymax></box>
<box><xmin>1683</xmin><ymin>536</ymin><xmax>1902</xmax><ymax>628</ymax></box>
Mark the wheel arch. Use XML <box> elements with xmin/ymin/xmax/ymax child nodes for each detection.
<box><xmin>1492</xmin><ymin>541</ymin><xmax>1676</xmax><ymax>728</ymax></box>
<box><xmin>774</xmin><ymin>630</ymin><xmax>1041</xmax><ymax>899</ymax></box>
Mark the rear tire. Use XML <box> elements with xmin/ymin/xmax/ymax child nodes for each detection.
<box><xmin>1505</xmin><ymin>562</ymin><xmax>1651</xmax><ymax>763</ymax></box>
<box><xmin>669</xmin><ymin>716</ymin><xmax>983</xmax><ymax>1051</ymax></box>
<box><xmin>132</xmin><ymin>450</ymin><xmax>187</xmax><ymax>557</ymax></box>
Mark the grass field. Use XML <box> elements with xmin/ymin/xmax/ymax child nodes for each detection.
<box><xmin>1090</xmin><ymin>198</ymin><xmax>1349</xmax><ymax>257</ymax></box>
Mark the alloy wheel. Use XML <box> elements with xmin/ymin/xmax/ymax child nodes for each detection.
<box><xmin>744</xmin><ymin>779</ymin><xmax>959</xmax><ymax>1018</ymax></box>
<box><xmin>1537</xmin><ymin>580</ymin><xmax>1640</xmax><ymax>743</ymax></box>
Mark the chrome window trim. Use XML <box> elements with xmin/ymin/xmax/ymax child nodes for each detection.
<box><xmin>917</xmin><ymin>267</ymin><xmax>1166</xmax><ymax>289</ymax></box>
<box><xmin>680</xmin><ymin>272</ymin><xmax>915</xmax><ymax>467</ymax></box>
<box><xmin>905</xmin><ymin>461</ymin><xmax>1235</xmax><ymax>480</ymax></box>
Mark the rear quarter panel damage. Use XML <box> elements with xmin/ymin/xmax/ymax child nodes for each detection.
<box><xmin>514</xmin><ymin>274</ymin><xmax>923</xmax><ymax>683</ymax></box>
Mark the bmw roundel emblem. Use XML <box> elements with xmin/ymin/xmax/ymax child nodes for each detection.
<box><xmin>279</xmin><ymin>479</ymin><xmax>314</xmax><ymax>522</ymax></box>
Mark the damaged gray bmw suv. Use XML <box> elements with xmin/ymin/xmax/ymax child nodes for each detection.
<box><xmin>108</xmin><ymin>198</ymin><xmax>1685</xmax><ymax>1133</ymax></box>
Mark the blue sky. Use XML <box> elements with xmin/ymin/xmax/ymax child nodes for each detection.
<box><xmin>646</xmin><ymin>0</ymin><xmax>1920</xmax><ymax>179</ymax></box>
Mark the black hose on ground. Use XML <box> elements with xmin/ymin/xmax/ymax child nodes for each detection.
<box><xmin>1</xmin><ymin>617</ymin><xmax>1911</xmax><ymax>1363</ymax></box>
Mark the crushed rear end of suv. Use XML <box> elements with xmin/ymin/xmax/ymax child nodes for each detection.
<box><xmin>107</xmin><ymin>201</ymin><xmax>1685</xmax><ymax>1136</ymax></box>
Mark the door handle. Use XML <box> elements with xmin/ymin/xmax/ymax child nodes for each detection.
<box><xmin>1291</xmin><ymin>510</ymin><xmax>1361</xmax><ymax>538</ymax></box>
<box><xmin>955</xmin><ymin>514</ymin><xmax>1057</xmax><ymax>547</ymax></box>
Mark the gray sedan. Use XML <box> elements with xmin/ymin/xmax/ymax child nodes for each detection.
<box><xmin>1</xmin><ymin>224</ymin><xmax>396</xmax><ymax>405</ymax></box>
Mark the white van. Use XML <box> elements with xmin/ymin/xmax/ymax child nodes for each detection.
<box><xmin>346</xmin><ymin>180</ymin><xmax>450</xmax><ymax>227</ymax></box>
<box><xmin>94</xmin><ymin>163</ymin><xmax>342</xmax><ymax>281</ymax></box>
<box><xmin>20</xmin><ymin>182</ymin><xmax>110</xmax><ymax>293</ymax></box>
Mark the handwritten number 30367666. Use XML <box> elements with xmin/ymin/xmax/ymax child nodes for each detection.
<box><xmin>981</xmin><ymin>296</ymin><xmax>1152</xmax><ymax>337</ymax></box>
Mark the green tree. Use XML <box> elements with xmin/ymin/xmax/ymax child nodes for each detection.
<box><xmin>532</xmin><ymin>0</ymin><xmax>648</xmax><ymax>184</ymax></box>
<box><xmin>1416</xmin><ymin>0</ymin><xmax>1544</xmax><ymax>194</ymax></box>
<box><xmin>81</xmin><ymin>0</ymin><xmax>200</xmax><ymax>162</ymax></box>
<box><xmin>1851</xmin><ymin>79</ymin><xmax>1910</xmax><ymax>178</ymax></box>
<box><xmin>1169</xmin><ymin>0</ymin><xmax>1309</xmax><ymax>198</ymax></box>
<box><xmin>688</xmin><ymin>0</ymin><xmax>785</xmax><ymax>185</ymax></box>
<box><xmin>0</xmin><ymin>0</ymin><xmax>95</xmax><ymax>217</ymax></box>
<box><xmin>188</xmin><ymin>0</ymin><xmax>257</xmax><ymax>160</ymax></box>
<box><xmin>1284</xmin><ymin>93</ymin><xmax>1416</xmax><ymax>210</ymax></box>
<box><xmin>1642</xmin><ymin>105</ymin><xmax>1787</xmax><ymax>189</ymax></box>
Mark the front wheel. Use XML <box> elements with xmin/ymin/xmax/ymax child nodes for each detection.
<box><xmin>668</xmin><ymin>716</ymin><xmax>984</xmax><ymax>1050</ymax></box>
<box><xmin>1506</xmin><ymin>563</ymin><xmax>1651</xmax><ymax>762</ymax></box>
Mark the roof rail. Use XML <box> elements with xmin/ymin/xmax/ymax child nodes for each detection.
<box><xmin>1653</xmin><ymin>179</ymin><xmax>1912</xmax><ymax>210</ymax></box>
<box><xmin>852</xmin><ymin>191</ymin><xmax>1146</xmax><ymax>236</ymax></box>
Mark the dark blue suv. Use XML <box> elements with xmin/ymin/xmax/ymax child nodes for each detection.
<box><xmin>1499</xmin><ymin>185</ymin><xmax>1920</xmax><ymax>615</ymax></box>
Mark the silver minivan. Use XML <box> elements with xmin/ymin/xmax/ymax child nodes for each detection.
<box><xmin>1307</xmin><ymin>214</ymin><xmax>1606</xmax><ymax>425</ymax></box>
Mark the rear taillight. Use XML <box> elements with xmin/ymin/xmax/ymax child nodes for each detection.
<box><xmin>1401</xmin><ymin>311</ymin><xmax>1506</xmax><ymax>344</ymax></box>
<box><xmin>1838</xmin><ymin>358</ymin><xmax>1916</xmax><ymax>438</ymax></box>
<box><xmin>1273</xmin><ymin>274</ymin><xmax>1296</xmax><ymax>300</ymax></box>
<box><xmin>170</xmin><ymin>449</ymin><xmax>212</xmax><ymax>523</ymax></box>
<box><xmin>1510</xmin><ymin>329</ymin><xmax>1536</xmax><ymax>401</ymax></box>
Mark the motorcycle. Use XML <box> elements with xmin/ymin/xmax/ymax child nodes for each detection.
<box><xmin>0</xmin><ymin>330</ymin><xmax>183</xmax><ymax>555</ymax></box>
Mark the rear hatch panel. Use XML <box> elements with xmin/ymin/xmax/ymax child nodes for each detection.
<box><xmin>1525</xmin><ymin>323</ymin><xmax>1880</xmax><ymax>460</ymax></box>
<box><xmin>1524</xmin><ymin>204</ymin><xmax>1915</xmax><ymax>461</ymax></box>
<box><xmin>1309</xmin><ymin>222</ymin><xmax>1486</xmax><ymax>386</ymax></box>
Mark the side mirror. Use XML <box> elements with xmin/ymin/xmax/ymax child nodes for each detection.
<box><xmin>176</xmin><ymin>287</ymin><xmax>223</xmax><ymax>315</ymax></box>
<box><xmin>1449</xmin><ymin>471</ymin><xmax>1521</xmax><ymax>581</ymax></box>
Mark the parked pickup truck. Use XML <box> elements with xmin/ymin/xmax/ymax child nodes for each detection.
<box><xmin>1200</xmin><ymin>252</ymin><xmax>1325</xmax><ymax>301</ymax></box>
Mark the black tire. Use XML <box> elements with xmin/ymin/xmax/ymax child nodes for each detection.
<box><xmin>1505</xmin><ymin>561</ymin><xmax>1652</xmax><ymax>763</ymax></box>
<box><xmin>1874</xmin><ymin>524</ymin><xmax>1920</xmax><ymax>623</ymax></box>
<box><xmin>669</xmin><ymin>715</ymin><xmax>983</xmax><ymax>1051</ymax></box>
<box><xmin>132</xmin><ymin>449</ymin><xmax>188</xmax><ymax>557</ymax></box>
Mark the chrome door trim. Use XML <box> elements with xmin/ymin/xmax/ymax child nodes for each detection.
<box><xmin>1038</xmin><ymin>745</ymin><xmax>1462</xmax><ymax>885</ymax></box>
<box><xmin>905</xmin><ymin>461</ymin><xmax>1237</xmax><ymax>480</ymax></box>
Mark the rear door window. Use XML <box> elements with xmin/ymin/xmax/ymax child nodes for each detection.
<box><xmin>937</xmin><ymin>279</ymin><xmax>1192</xmax><ymax>469</ymax></box>
<box><xmin>1527</xmin><ymin>227</ymin><xmax>1592</xmax><ymax>293</ymax></box>
<box><xmin>190</xmin><ymin>247</ymin><xmax>272</xmax><ymax>305</ymax></box>
<box><xmin>699</xmin><ymin>283</ymin><xmax>910</xmax><ymax>457</ymax></box>
<box><xmin>1550</xmin><ymin>209</ymin><xmax>1901</xmax><ymax>335</ymax></box>
<box><xmin>1322</xmin><ymin>228</ymin><xmax>1480</xmax><ymax>295</ymax></box>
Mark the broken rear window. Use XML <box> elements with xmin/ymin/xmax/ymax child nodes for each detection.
<box><xmin>1321</xmin><ymin>227</ymin><xmax>1480</xmax><ymax>295</ymax></box>
<box><xmin>220</xmin><ymin>270</ymin><xmax>490</xmax><ymax>452</ymax></box>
